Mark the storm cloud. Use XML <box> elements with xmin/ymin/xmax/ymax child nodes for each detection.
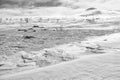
<box><xmin>0</xmin><ymin>0</ymin><xmax>62</xmax><ymax>8</ymax></box>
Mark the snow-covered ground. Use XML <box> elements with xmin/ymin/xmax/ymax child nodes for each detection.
<box><xmin>1</xmin><ymin>33</ymin><xmax>120</xmax><ymax>80</ymax></box>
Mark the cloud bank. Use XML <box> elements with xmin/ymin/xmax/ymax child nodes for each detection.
<box><xmin>0</xmin><ymin>0</ymin><xmax>120</xmax><ymax>10</ymax></box>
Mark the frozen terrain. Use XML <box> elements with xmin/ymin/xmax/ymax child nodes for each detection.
<box><xmin>1</xmin><ymin>32</ymin><xmax>120</xmax><ymax>80</ymax></box>
<box><xmin>0</xmin><ymin>0</ymin><xmax>120</xmax><ymax>80</ymax></box>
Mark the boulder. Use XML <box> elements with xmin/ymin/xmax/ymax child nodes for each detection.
<box><xmin>81</xmin><ymin>42</ymin><xmax>104</xmax><ymax>53</ymax></box>
<box><xmin>20</xmin><ymin>51</ymin><xmax>34</xmax><ymax>60</ymax></box>
<box><xmin>81</xmin><ymin>42</ymin><xmax>100</xmax><ymax>49</ymax></box>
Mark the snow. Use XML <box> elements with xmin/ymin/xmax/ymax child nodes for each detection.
<box><xmin>1</xmin><ymin>33</ymin><xmax>120</xmax><ymax>80</ymax></box>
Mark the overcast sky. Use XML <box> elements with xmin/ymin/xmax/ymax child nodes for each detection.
<box><xmin>0</xmin><ymin>0</ymin><xmax>62</xmax><ymax>8</ymax></box>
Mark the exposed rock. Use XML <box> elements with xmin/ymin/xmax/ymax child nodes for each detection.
<box><xmin>19</xmin><ymin>48</ymin><xmax>77</xmax><ymax>67</ymax></box>
<box><xmin>23</xmin><ymin>59</ymin><xmax>34</xmax><ymax>63</ymax></box>
<box><xmin>103</xmin><ymin>39</ymin><xmax>107</xmax><ymax>41</ymax></box>
<box><xmin>18</xmin><ymin>28</ymin><xmax>36</xmax><ymax>32</ymax></box>
<box><xmin>0</xmin><ymin>61</ymin><xmax>5</xmax><ymax>66</ymax></box>
<box><xmin>20</xmin><ymin>51</ymin><xmax>41</xmax><ymax>64</ymax></box>
<box><xmin>23</xmin><ymin>35</ymin><xmax>36</xmax><ymax>39</ymax></box>
<box><xmin>27</xmin><ymin>28</ymin><xmax>36</xmax><ymax>32</ymax></box>
<box><xmin>36</xmin><ymin>59</ymin><xmax>51</xmax><ymax>67</ymax></box>
<box><xmin>81</xmin><ymin>42</ymin><xmax>100</xmax><ymax>49</ymax></box>
<box><xmin>20</xmin><ymin>51</ymin><xmax>34</xmax><ymax>60</ymax></box>
<box><xmin>81</xmin><ymin>42</ymin><xmax>104</xmax><ymax>53</ymax></box>
<box><xmin>18</xmin><ymin>29</ymin><xmax>27</xmax><ymax>32</ymax></box>
<box><xmin>33</xmin><ymin>25</ymin><xmax>39</xmax><ymax>28</ymax></box>
<box><xmin>86</xmin><ymin>7</ymin><xmax>97</xmax><ymax>11</ymax></box>
<box><xmin>17</xmin><ymin>62</ymin><xmax>36</xmax><ymax>67</ymax></box>
<box><xmin>0</xmin><ymin>61</ymin><xmax>16</xmax><ymax>68</ymax></box>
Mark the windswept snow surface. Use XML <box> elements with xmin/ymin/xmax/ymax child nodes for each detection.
<box><xmin>1</xmin><ymin>33</ymin><xmax>120</xmax><ymax>80</ymax></box>
<box><xmin>83</xmin><ymin>33</ymin><xmax>120</xmax><ymax>48</ymax></box>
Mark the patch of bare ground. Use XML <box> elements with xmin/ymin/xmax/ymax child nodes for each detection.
<box><xmin>0</xmin><ymin>27</ymin><xmax>118</xmax><ymax>56</ymax></box>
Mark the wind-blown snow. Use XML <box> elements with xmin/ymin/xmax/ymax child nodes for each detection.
<box><xmin>1</xmin><ymin>33</ymin><xmax>120</xmax><ymax>80</ymax></box>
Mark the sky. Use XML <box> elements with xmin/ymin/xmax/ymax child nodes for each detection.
<box><xmin>0</xmin><ymin>0</ymin><xmax>62</xmax><ymax>8</ymax></box>
<box><xmin>0</xmin><ymin>0</ymin><xmax>120</xmax><ymax>10</ymax></box>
